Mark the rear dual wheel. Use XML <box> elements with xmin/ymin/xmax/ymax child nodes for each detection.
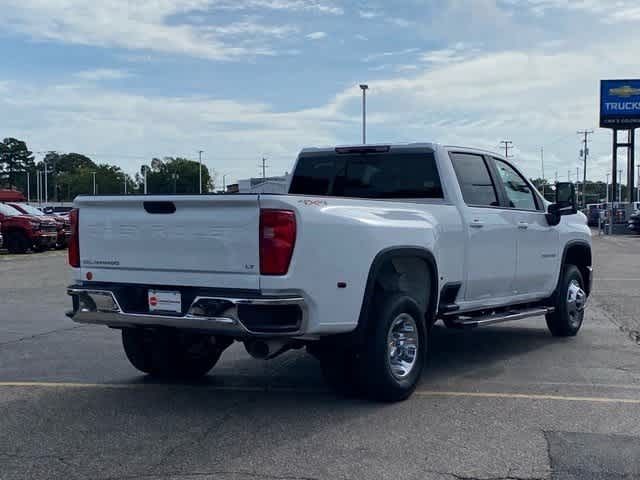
<box><xmin>122</xmin><ymin>328</ymin><xmax>224</xmax><ymax>379</ymax></box>
<box><xmin>319</xmin><ymin>294</ymin><xmax>427</xmax><ymax>402</ymax></box>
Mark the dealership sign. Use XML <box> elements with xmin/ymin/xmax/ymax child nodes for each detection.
<box><xmin>600</xmin><ymin>79</ymin><xmax>640</xmax><ymax>129</ymax></box>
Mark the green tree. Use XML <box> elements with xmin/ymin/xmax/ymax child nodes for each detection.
<box><xmin>137</xmin><ymin>157</ymin><xmax>216</xmax><ymax>194</ymax></box>
<box><xmin>43</xmin><ymin>152</ymin><xmax>97</xmax><ymax>201</ymax></box>
<box><xmin>0</xmin><ymin>138</ymin><xmax>35</xmax><ymax>189</ymax></box>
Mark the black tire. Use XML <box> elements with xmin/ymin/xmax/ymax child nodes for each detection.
<box><xmin>546</xmin><ymin>264</ymin><xmax>586</xmax><ymax>337</ymax></box>
<box><xmin>122</xmin><ymin>328</ymin><xmax>222</xmax><ymax>379</ymax></box>
<box><xmin>359</xmin><ymin>294</ymin><xmax>426</xmax><ymax>402</ymax></box>
<box><xmin>6</xmin><ymin>231</ymin><xmax>29</xmax><ymax>254</ymax></box>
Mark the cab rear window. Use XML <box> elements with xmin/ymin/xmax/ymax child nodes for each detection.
<box><xmin>289</xmin><ymin>152</ymin><xmax>443</xmax><ymax>199</ymax></box>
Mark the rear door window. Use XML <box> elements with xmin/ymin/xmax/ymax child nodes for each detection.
<box><xmin>289</xmin><ymin>152</ymin><xmax>443</xmax><ymax>199</ymax></box>
<box><xmin>450</xmin><ymin>153</ymin><xmax>499</xmax><ymax>207</ymax></box>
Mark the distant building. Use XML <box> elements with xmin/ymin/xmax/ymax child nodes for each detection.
<box><xmin>237</xmin><ymin>174</ymin><xmax>290</xmax><ymax>194</ymax></box>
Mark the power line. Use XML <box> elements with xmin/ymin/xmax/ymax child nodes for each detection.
<box><xmin>500</xmin><ymin>140</ymin><xmax>513</xmax><ymax>159</ymax></box>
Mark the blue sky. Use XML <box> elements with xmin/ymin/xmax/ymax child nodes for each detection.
<box><xmin>1</xmin><ymin>0</ymin><xmax>640</xmax><ymax>185</ymax></box>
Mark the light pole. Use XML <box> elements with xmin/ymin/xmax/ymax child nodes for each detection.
<box><xmin>124</xmin><ymin>175</ymin><xmax>128</xmax><ymax>195</ymax></box>
<box><xmin>222</xmin><ymin>174</ymin><xmax>228</xmax><ymax>193</ymax></box>
<box><xmin>172</xmin><ymin>173</ymin><xmax>179</xmax><ymax>194</ymax></box>
<box><xmin>359</xmin><ymin>84</ymin><xmax>368</xmax><ymax>144</ymax></box>
<box><xmin>26</xmin><ymin>171</ymin><xmax>30</xmax><ymax>202</ymax></box>
<box><xmin>44</xmin><ymin>161</ymin><xmax>48</xmax><ymax>204</ymax></box>
<box><xmin>143</xmin><ymin>166</ymin><xmax>148</xmax><ymax>194</ymax></box>
<box><xmin>618</xmin><ymin>169</ymin><xmax>622</xmax><ymax>204</ymax></box>
<box><xmin>91</xmin><ymin>171</ymin><xmax>97</xmax><ymax>195</ymax></box>
<box><xmin>36</xmin><ymin>170</ymin><xmax>41</xmax><ymax>204</ymax></box>
<box><xmin>637</xmin><ymin>164</ymin><xmax>640</xmax><ymax>203</ymax></box>
<box><xmin>606</xmin><ymin>173</ymin><xmax>610</xmax><ymax>203</ymax></box>
<box><xmin>198</xmin><ymin>150</ymin><xmax>204</xmax><ymax>194</ymax></box>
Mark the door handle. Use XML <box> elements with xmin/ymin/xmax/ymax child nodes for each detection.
<box><xmin>518</xmin><ymin>222</ymin><xmax>529</xmax><ymax>230</ymax></box>
<box><xmin>470</xmin><ymin>220</ymin><xmax>484</xmax><ymax>229</ymax></box>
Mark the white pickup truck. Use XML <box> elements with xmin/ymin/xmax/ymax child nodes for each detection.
<box><xmin>67</xmin><ymin>144</ymin><xmax>592</xmax><ymax>401</ymax></box>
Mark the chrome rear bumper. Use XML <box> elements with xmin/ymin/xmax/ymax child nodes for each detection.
<box><xmin>67</xmin><ymin>287</ymin><xmax>306</xmax><ymax>337</ymax></box>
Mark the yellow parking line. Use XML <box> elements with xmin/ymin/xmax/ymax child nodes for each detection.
<box><xmin>414</xmin><ymin>390</ymin><xmax>640</xmax><ymax>404</ymax></box>
<box><xmin>1</xmin><ymin>382</ymin><xmax>640</xmax><ymax>404</ymax></box>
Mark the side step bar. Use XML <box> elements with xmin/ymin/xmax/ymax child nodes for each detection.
<box><xmin>445</xmin><ymin>307</ymin><xmax>554</xmax><ymax>329</ymax></box>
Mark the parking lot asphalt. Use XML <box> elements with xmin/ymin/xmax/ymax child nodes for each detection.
<box><xmin>1</xmin><ymin>235</ymin><xmax>640</xmax><ymax>480</ymax></box>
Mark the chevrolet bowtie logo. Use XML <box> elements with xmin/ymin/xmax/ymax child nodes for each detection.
<box><xmin>609</xmin><ymin>85</ymin><xmax>640</xmax><ymax>98</ymax></box>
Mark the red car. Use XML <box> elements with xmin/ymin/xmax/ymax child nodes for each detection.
<box><xmin>0</xmin><ymin>203</ymin><xmax>58</xmax><ymax>253</ymax></box>
<box><xmin>8</xmin><ymin>203</ymin><xmax>71</xmax><ymax>249</ymax></box>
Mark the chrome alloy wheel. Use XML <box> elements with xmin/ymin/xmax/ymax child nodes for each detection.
<box><xmin>387</xmin><ymin>313</ymin><xmax>419</xmax><ymax>379</ymax></box>
<box><xmin>566</xmin><ymin>279</ymin><xmax>586</xmax><ymax>328</ymax></box>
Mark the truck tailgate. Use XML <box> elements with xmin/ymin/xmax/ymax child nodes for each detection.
<box><xmin>75</xmin><ymin>195</ymin><xmax>260</xmax><ymax>290</ymax></box>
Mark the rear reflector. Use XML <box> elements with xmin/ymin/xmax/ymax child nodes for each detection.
<box><xmin>260</xmin><ymin>209</ymin><xmax>296</xmax><ymax>276</ymax></box>
<box><xmin>68</xmin><ymin>208</ymin><xmax>80</xmax><ymax>268</ymax></box>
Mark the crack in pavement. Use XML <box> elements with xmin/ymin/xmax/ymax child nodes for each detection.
<box><xmin>0</xmin><ymin>325</ymin><xmax>86</xmax><ymax>347</ymax></box>
<box><xmin>152</xmin><ymin>395</ymin><xmax>255</xmax><ymax>473</ymax></box>
<box><xmin>97</xmin><ymin>471</ymin><xmax>321</xmax><ymax>480</ymax></box>
<box><xmin>0</xmin><ymin>452</ymin><xmax>76</xmax><ymax>469</ymax></box>
<box><xmin>427</xmin><ymin>472</ymin><xmax>546</xmax><ymax>480</ymax></box>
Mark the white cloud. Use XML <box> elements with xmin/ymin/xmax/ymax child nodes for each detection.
<box><xmin>214</xmin><ymin>0</ymin><xmax>343</xmax><ymax>15</ymax></box>
<box><xmin>420</xmin><ymin>42</ymin><xmax>481</xmax><ymax>65</ymax></box>
<box><xmin>506</xmin><ymin>0</ymin><xmax>640</xmax><ymax>23</ymax></box>
<box><xmin>359</xmin><ymin>10</ymin><xmax>380</xmax><ymax>19</ymax></box>
<box><xmin>74</xmin><ymin>69</ymin><xmax>131</xmax><ymax>81</ymax></box>
<box><xmin>0</xmin><ymin>0</ymin><xmax>332</xmax><ymax>60</ymax></box>
<box><xmin>363</xmin><ymin>48</ymin><xmax>419</xmax><ymax>63</ymax></box>
<box><xmin>306</xmin><ymin>31</ymin><xmax>327</xmax><ymax>40</ymax></box>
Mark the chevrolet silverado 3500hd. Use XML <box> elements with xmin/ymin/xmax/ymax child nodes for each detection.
<box><xmin>67</xmin><ymin>144</ymin><xmax>592</xmax><ymax>401</ymax></box>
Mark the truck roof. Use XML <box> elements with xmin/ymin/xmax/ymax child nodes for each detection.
<box><xmin>299</xmin><ymin>143</ymin><xmax>503</xmax><ymax>158</ymax></box>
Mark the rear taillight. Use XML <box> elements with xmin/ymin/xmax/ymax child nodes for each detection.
<box><xmin>68</xmin><ymin>209</ymin><xmax>80</xmax><ymax>268</ymax></box>
<box><xmin>260</xmin><ymin>209</ymin><xmax>296</xmax><ymax>276</ymax></box>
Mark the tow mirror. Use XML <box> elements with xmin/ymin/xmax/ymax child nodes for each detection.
<box><xmin>547</xmin><ymin>182</ymin><xmax>577</xmax><ymax>226</ymax></box>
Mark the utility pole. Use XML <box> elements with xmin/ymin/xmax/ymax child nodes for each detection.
<box><xmin>576</xmin><ymin>167</ymin><xmax>580</xmax><ymax>205</ymax></box>
<box><xmin>91</xmin><ymin>171</ymin><xmax>96</xmax><ymax>195</ymax></box>
<box><xmin>606</xmin><ymin>173</ymin><xmax>610</xmax><ymax>203</ymax></box>
<box><xmin>500</xmin><ymin>140</ymin><xmax>513</xmax><ymax>159</ymax></box>
<box><xmin>540</xmin><ymin>147</ymin><xmax>545</xmax><ymax>196</ymax></box>
<box><xmin>260</xmin><ymin>158</ymin><xmax>268</xmax><ymax>180</ymax></box>
<box><xmin>577</xmin><ymin>130</ymin><xmax>593</xmax><ymax>207</ymax></box>
<box><xmin>360</xmin><ymin>84</ymin><xmax>368</xmax><ymax>144</ymax></box>
<box><xmin>124</xmin><ymin>176</ymin><xmax>128</xmax><ymax>195</ymax></box>
<box><xmin>198</xmin><ymin>150</ymin><xmax>204</xmax><ymax>194</ymax></box>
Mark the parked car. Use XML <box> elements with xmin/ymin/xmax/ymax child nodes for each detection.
<box><xmin>586</xmin><ymin>203</ymin><xmax>605</xmax><ymax>227</ymax></box>
<box><xmin>66</xmin><ymin>143</ymin><xmax>592</xmax><ymax>401</ymax></box>
<box><xmin>0</xmin><ymin>203</ymin><xmax>58</xmax><ymax>253</ymax></box>
<box><xmin>629</xmin><ymin>211</ymin><xmax>640</xmax><ymax>233</ymax></box>
<box><xmin>8</xmin><ymin>203</ymin><xmax>71</xmax><ymax>249</ymax></box>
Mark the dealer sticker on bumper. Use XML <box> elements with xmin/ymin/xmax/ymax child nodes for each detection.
<box><xmin>148</xmin><ymin>290</ymin><xmax>182</xmax><ymax>313</ymax></box>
